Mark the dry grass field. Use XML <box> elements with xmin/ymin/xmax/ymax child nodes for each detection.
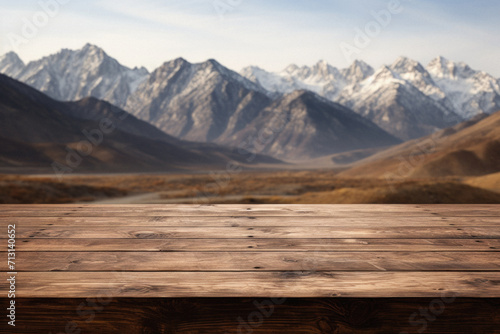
<box><xmin>2</xmin><ymin>170</ymin><xmax>500</xmax><ymax>204</ymax></box>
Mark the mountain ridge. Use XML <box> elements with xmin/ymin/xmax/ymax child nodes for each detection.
<box><xmin>2</xmin><ymin>45</ymin><xmax>499</xmax><ymax>156</ymax></box>
<box><xmin>0</xmin><ymin>73</ymin><xmax>280</xmax><ymax>173</ymax></box>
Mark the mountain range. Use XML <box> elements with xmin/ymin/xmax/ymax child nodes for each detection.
<box><xmin>1</xmin><ymin>44</ymin><xmax>499</xmax><ymax>162</ymax></box>
<box><xmin>242</xmin><ymin>57</ymin><xmax>500</xmax><ymax>141</ymax></box>
<box><xmin>0</xmin><ymin>73</ymin><xmax>279</xmax><ymax>173</ymax></box>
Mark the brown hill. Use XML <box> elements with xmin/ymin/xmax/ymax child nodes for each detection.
<box><xmin>286</xmin><ymin>181</ymin><xmax>500</xmax><ymax>204</ymax></box>
<box><xmin>340</xmin><ymin>112</ymin><xmax>500</xmax><ymax>178</ymax></box>
<box><xmin>465</xmin><ymin>172</ymin><xmax>500</xmax><ymax>194</ymax></box>
<box><xmin>0</xmin><ymin>74</ymin><xmax>280</xmax><ymax>173</ymax></box>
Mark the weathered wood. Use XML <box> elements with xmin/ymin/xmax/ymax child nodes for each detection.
<box><xmin>14</xmin><ymin>225</ymin><xmax>500</xmax><ymax>239</ymax></box>
<box><xmin>8</xmin><ymin>251</ymin><xmax>500</xmax><ymax>272</ymax></box>
<box><xmin>12</xmin><ymin>238</ymin><xmax>500</xmax><ymax>252</ymax></box>
<box><xmin>2</xmin><ymin>203</ymin><xmax>499</xmax><ymax>210</ymax></box>
<box><xmin>2</xmin><ymin>215</ymin><xmax>500</xmax><ymax>226</ymax></box>
<box><xmin>1</xmin><ymin>204</ymin><xmax>499</xmax><ymax>217</ymax></box>
<box><xmin>4</xmin><ymin>272</ymin><xmax>500</xmax><ymax>298</ymax></box>
<box><xmin>2</xmin><ymin>202</ymin><xmax>500</xmax><ymax>333</ymax></box>
<box><xmin>5</xmin><ymin>298</ymin><xmax>500</xmax><ymax>334</ymax></box>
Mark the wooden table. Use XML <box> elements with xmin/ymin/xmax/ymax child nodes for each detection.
<box><xmin>1</xmin><ymin>204</ymin><xmax>499</xmax><ymax>333</ymax></box>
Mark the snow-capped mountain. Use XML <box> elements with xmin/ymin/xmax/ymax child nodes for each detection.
<box><xmin>0</xmin><ymin>44</ymin><xmax>149</xmax><ymax>107</ymax></box>
<box><xmin>427</xmin><ymin>56</ymin><xmax>500</xmax><ymax>119</ymax></box>
<box><xmin>241</xmin><ymin>56</ymin><xmax>500</xmax><ymax>140</ymax></box>
<box><xmin>0</xmin><ymin>52</ymin><xmax>25</xmax><ymax>77</ymax></box>
<box><xmin>240</xmin><ymin>59</ymin><xmax>374</xmax><ymax>101</ymax></box>
<box><xmin>337</xmin><ymin>65</ymin><xmax>458</xmax><ymax>140</ymax></box>
<box><xmin>218</xmin><ymin>90</ymin><xmax>400</xmax><ymax>159</ymax></box>
<box><xmin>126</xmin><ymin>58</ymin><xmax>272</xmax><ymax>142</ymax></box>
<box><xmin>1</xmin><ymin>44</ymin><xmax>498</xmax><ymax>156</ymax></box>
<box><xmin>389</xmin><ymin>56</ymin><xmax>455</xmax><ymax>112</ymax></box>
<box><xmin>242</xmin><ymin>58</ymin><xmax>459</xmax><ymax>140</ymax></box>
<box><xmin>125</xmin><ymin>58</ymin><xmax>398</xmax><ymax>158</ymax></box>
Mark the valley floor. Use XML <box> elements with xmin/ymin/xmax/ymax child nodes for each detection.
<box><xmin>1</xmin><ymin>170</ymin><xmax>500</xmax><ymax>205</ymax></box>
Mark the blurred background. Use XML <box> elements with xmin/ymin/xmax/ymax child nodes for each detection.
<box><xmin>1</xmin><ymin>0</ymin><xmax>499</xmax><ymax>204</ymax></box>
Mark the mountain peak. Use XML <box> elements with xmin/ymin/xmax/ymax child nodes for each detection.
<box><xmin>390</xmin><ymin>56</ymin><xmax>425</xmax><ymax>73</ymax></box>
<box><xmin>311</xmin><ymin>60</ymin><xmax>337</xmax><ymax>77</ymax></box>
<box><xmin>429</xmin><ymin>56</ymin><xmax>450</xmax><ymax>66</ymax></box>
<box><xmin>0</xmin><ymin>51</ymin><xmax>23</xmax><ymax>64</ymax></box>
<box><xmin>316</xmin><ymin>59</ymin><xmax>328</xmax><ymax>66</ymax></box>
<box><xmin>159</xmin><ymin>57</ymin><xmax>190</xmax><ymax>70</ymax></box>
<box><xmin>173</xmin><ymin>57</ymin><xmax>189</xmax><ymax>64</ymax></box>
<box><xmin>0</xmin><ymin>51</ymin><xmax>25</xmax><ymax>75</ymax></box>
<box><xmin>372</xmin><ymin>65</ymin><xmax>398</xmax><ymax>82</ymax></box>
<box><xmin>351</xmin><ymin>59</ymin><xmax>371</xmax><ymax>69</ymax></box>
<box><xmin>392</xmin><ymin>56</ymin><xmax>418</xmax><ymax>66</ymax></box>
<box><xmin>343</xmin><ymin>59</ymin><xmax>374</xmax><ymax>80</ymax></box>
<box><xmin>427</xmin><ymin>56</ymin><xmax>476</xmax><ymax>79</ymax></box>
<box><xmin>283</xmin><ymin>64</ymin><xmax>300</xmax><ymax>74</ymax></box>
<box><xmin>314</xmin><ymin>59</ymin><xmax>331</xmax><ymax>70</ymax></box>
<box><xmin>80</xmin><ymin>43</ymin><xmax>106</xmax><ymax>55</ymax></box>
<box><xmin>427</xmin><ymin>56</ymin><xmax>451</xmax><ymax>73</ymax></box>
<box><xmin>205</xmin><ymin>58</ymin><xmax>223</xmax><ymax>69</ymax></box>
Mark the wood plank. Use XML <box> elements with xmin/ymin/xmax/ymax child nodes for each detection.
<box><xmin>7</xmin><ymin>298</ymin><xmax>500</xmax><ymax>334</ymax></box>
<box><xmin>2</xmin><ymin>204</ymin><xmax>499</xmax><ymax>210</ymax></box>
<box><xmin>1</xmin><ymin>204</ymin><xmax>499</xmax><ymax>217</ymax></box>
<box><xmin>7</xmin><ymin>251</ymin><xmax>500</xmax><ymax>272</ymax></box>
<box><xmin>1</xmin><ymin>210</ymin><xmax>496</xmax><ymax>217</ymax></box>
<box><xmin>13</xmin><ymin>226</ymin><xmax>500</xmax><ymax>239</ymax></box>
<box><xmin>12</xmin><ymin>238</ymin><xmax>500</xmax><ymax>252</ymax></box>
<box><xmin>5</xmin><ymin>272</ymin><xmax>500</xmax><ymax>298</ymax></box>
<box><xmin>2</xmin><ymin>215</ymin><xmax>500</xmax><ymax>226</ymax></box>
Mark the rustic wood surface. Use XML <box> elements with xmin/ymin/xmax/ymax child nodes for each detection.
<box><xmin>1</xmin><ymin>204</ymin><xmax>499</xmax><ymax>333</ymax></box>
<box><xmin>1</xmin><ymin>204</ymin><xmax>499</xmax><ymax>298</ymax></box>
<box><xmin>1</xmin><ymin>298</ymin><xmax>498</xmax><ymax>334</ymax></box>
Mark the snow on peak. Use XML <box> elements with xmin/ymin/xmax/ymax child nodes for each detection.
<box><xmin>81</xmin><ymin>43</ymin><xmax>105</xmax><ymax>54</ymax></box>
<box><xmin>312</xmin><ymin>60</ymin><xmax>337</xmax><ymax>77</ymax></box>
<box><xmin>428</xmin><ymin>56</ymin><xmax>450</xmax><ymax>70</ymax></box>
<box><xmin>342</xmin><ymin>60</ymin><xmax>374</xmax><ymax>82</ymax></box>
<box><xmin>0</xmin><ymin>51</ymin><xmax>25</xmax><ymax>76</ymax></box>
<box><xmin>350</xmin><ymin>59</ymin><xmax>373</xmax><ymax>74</ymax></box>
<box><xmin>426</xmin><ymin>57</ymin><xmax>500</xmax><ymax>118</ymax></box>
<box><xmin>283</xmin><ymin>64</ymin><xmax>300</xmax><ymax>75</ymax></box>
<box><xmin>390</xmin><ymin>56</ymin><xmax>425</xmax><ymax>74</ymax></box>
<box><xmin>0</xmin><ymin>51</ymin><xmax>23</xmax><ymax>64</ymax></box>
<box><xmin>0</xmin><ymin>44</ymin><xmax>149</xmax><ymax>107</ymax></box>
<box><xmin>371</xmin><ymin>65</ymin><xmax>399</xmax><ymax>83</ymax></box>
<box><xmin>427</xmin><ymin>56</ymin><xmax>475</xmax><ymax>79</ymax></box>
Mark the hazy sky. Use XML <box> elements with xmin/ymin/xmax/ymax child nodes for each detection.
<box><xmin>1</xmin><ymin>0</ymin><xmax>499</xmax><ymax>76</ymax></box>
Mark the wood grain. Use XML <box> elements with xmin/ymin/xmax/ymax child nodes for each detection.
<box><xmin>4</xmin><ymin>272</ymin><xmax>500</xmax><ymax>298</ymax></box>
<box><xmin>13</xmin><ymin>225</ymin><xmax>500</xmax><ymax>239</ymax></box>
<box><xmin>5</xmin><ymin>298</ymin><xmax>500</xmax><ymax>334</ymax></box>
<box><xmin>2</xmin><ymin>204</ymin><xmax>499</xmax><ymax>301</ymax></box>
<box><xmin>11</xmin><ymin>238</ymin><xmax>500</xmax><ymax>252</ymax></box>
<box><xmin>0</xmin><ymin>215</ymin><xmax>500</xmax><ymax>228</ymax></box>
<box><xmin>1</xmin><ymin>204</ymin><xmax>499</xmax><ymax>217</ymax></box>
<box><xmin>7</xmin><ymin>251</ymin><xmax>500</xmax><ymax>272</ymax></box>
<box><xmin>2</xmin><ymin>215</ymin><xmax>500</xmax><ymax>226</ymax></box>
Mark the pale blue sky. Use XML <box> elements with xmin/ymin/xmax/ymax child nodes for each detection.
<box><xmin>1</xmin><ymin>0</ymin><xmax>499</xmax><ymax>75</ymax></box>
